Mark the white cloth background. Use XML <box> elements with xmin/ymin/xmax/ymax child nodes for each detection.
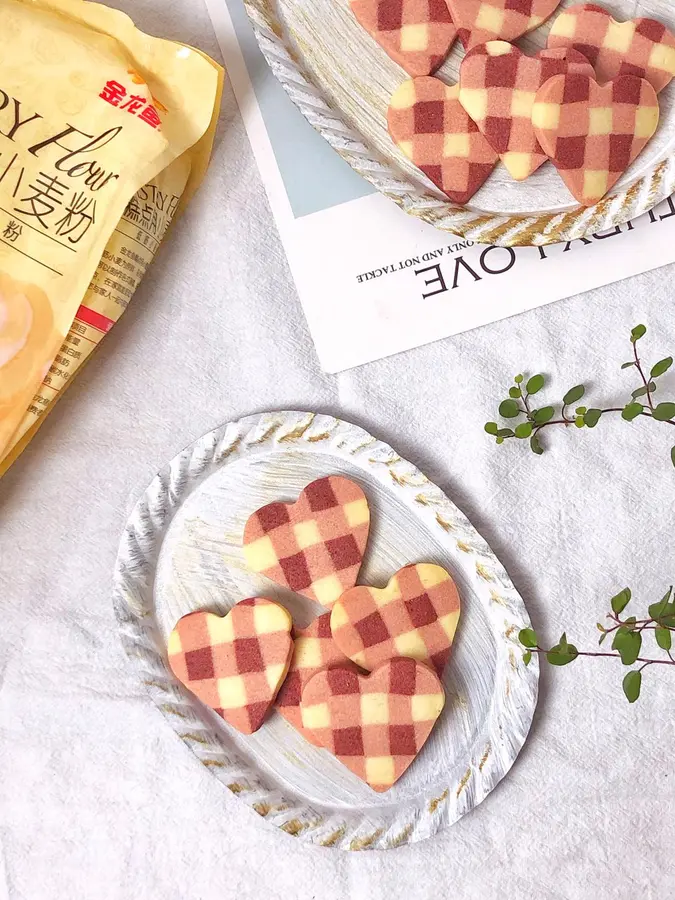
<box><xmin>2</xmin><ymin>1</ymin><xmax>675</xmax><ymax>897</ymax></box>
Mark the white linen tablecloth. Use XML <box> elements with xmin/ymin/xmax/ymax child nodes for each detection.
<box><xmin>1</xmin><ymin>1</ymin><xmax>674</xmax><ymax>897</ymax></box>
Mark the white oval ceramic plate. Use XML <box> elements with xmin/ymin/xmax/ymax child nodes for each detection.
<box><xmin>244</xmin><ymin>0</ymin><xmax>675</xmax><ymax>245</ymax></box>
<box><xmin>113</xmin><ymin>411</ymin><xmax>538</xmax><ymax>850</ymax></box>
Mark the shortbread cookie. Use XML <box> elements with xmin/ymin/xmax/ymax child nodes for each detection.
<box><xmin>447</xmin><ymin>0</ymin><xmax>560</xmax><ymax>49</ymax></box>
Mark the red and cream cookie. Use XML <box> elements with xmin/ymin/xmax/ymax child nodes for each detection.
<box><xmin>532</xmin><ymin>73</ymin><xmax>659</xmax><ymax>206</ymax></box>
<box><xmin>243</xmin><ymin>476</ymin><xmax>370</xmax><ymax>609</ymax></box>
<box><xmin>330</xmin><ymin>563</ymin><xmax>461</xmax><ymax>676</ymax></box>
<box><xmin>388</xmin><ymin>76</ymin><xmax>498</xmax><ymax>204</ymax></box>
<box><xmin>446</xmin><ymin>0</ymin><xmax>560</xmax><ymax>49</ymax></box>
<box><xmin>459</xmin><ymin>42</ymin><xmax>595</xmax><ymax>181</ymax></box>
<box><xmin>350</xmin><ymin>0</ymin><xmax>457</xmax><ymax>77</ymax></box>
<box><xmin>275</xmin><ymin>612</ymin><xmax>361</xmax><ymax>744</ymax></box>
<box><xmin>301</xmin><ymin>657</ymin><xmax>445</xmax><ymax>791</ymax></box>
<box><xmin>548</xmin><ymin>4</ymin><xmax>675</xmax><ymax>94</ymax></box>
<box><xmin>167</xmin><ymin>599</ymin><xmax>293</xmax><ymax>734</ymax></box>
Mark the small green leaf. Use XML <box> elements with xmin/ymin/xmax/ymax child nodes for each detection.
<box><xmin>530</xmin><ymin>434</ymin><xmax>544</xmax><ymax>455</ymax></box>
<box><xmin>631</xmin><ymin>324</ymin><xmax>647</xmax><ymax>342</ymax></box>
<box><xmin>484</xmin><ymin>422</ymin><xmax>499</xmax><ymax>435</ymax></box>
<box><xmin>655</xmin><ymin>626</ymin><xmax>672</xmax><ymax>652</ymax></box>
<box><xmin>622</xmin><ymin>402</ymin><xmax>643</xmax><ymax>421</ymax></box>
<box><xmin>499</xmin><ymin>399</ymin><xmax>521</xmax><ymax>418</ymax></box>
<box><xmin>584</xmin><ymin>409</ymin><xmax>602</xmax><ymax>428</ymax></box>
<box><xmin>574</xmin><ymin>416</ymin><xmax>585</xmax><ymax>428</ymax></box>
<box><xmin>519</xmin><ymin>628</ymin><xmax>538</xmax><ymax>648</ymax></box>
<box><xmin>496</xmin><ymin>437</ymin><xmax>504</xmax><ymax>445</ymax></box>
<box><xmin>523</xmin><ymin>650</ymin><xmax>532</xmax><ymax>666</ymax></box>
<box><xmin>526</xmin><ymin>374</ymin><xmax>545</xmax><ymax>395</ymax></box>
<box><xmin>575</xmin><ymin>406</ymin><xmax>587</xmax><ymax>415</ymax></box>
<box><xmin>596</xmin><ymin>622</ymin><xmax>605</xmax><ymax>632</ymax></box>
<box><xmin>651</xmin><ymin>357</ymin><xmax>673</xmax><ymax>378</ymax></box>
<box><xmin>621</xmin><ymin>361</ymin><xmax>636</xmax><ymax>370</ymax></box>
<box><xmin>514</xmin><ymin>374</ymin><xmax>524</xmax><ymax>384</ymax></box>
<box><xmin>509</xmin><ymin>386</ymin><xmax>522</xmax><ymax>399</ymax></box>
<box><xmin>624</xmin><ymin>616</ymin><xmax>637</xmax><ymax>628</ymax></box>
<box><xmin>563</xmin><ymin>385</ymin><xmax>585</xmax><ymax>405</ymax></box>
<box><xmin>671</xmin><ymin>446</ymin><xmax>675</xmax><ymax>468</ymax></box>
<box><xmin>515</xmin><ymin>422</ymin><xmax>533</xmax><ymax>439</ymax></box>
<box><xmin>598</xmin><ymin>631</ymin><xmax>607</xmax><ymax>645</ymax></box>
<box><xmin>632</xmin><ymin>383</ymin><xmax>656</xmax><ymax>399</ymax></box>
<box><xmin>623</xmin><ymin>670</ymin><xmax>642</xmax><ymax>703</ymax></box>
<box><xmin>611</xmin><ymin>588</ymin><xmax>631</xmax><ymax>614</ymax></box>
<box><xmin>612</xmin><ymin>628</ymin><xmax>642</xmax><ymax>665</ymax></box>
<box><xmin>547</xmin><ymin>642</ymin><xmax>579</xmax><ymax>666</ymax></box>
<box><xmin>648</xmin><ymin>586</ymin><xmax>673</xmax><ymax>620</ymax></box>
<box><xmin>652</xmin><ymin>402</ymin><xmax>675</xmax><ymax>421</ymax></box>
<box><xmin>533</xmin><ymin>406</ymin><xmax>555</xmax><ymax>424</ymax></box>
<box><xmin>497</xmin><ymin>428</ymin><xmax>514</xmax><ymax>437</ymax></box>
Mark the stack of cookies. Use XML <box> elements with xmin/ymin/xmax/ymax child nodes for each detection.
<box><xmin>350</xmin><ymin>1</ymin><xmax>675</xmax><ymax>206</ymax></box>
<box><xmin>167</xmin><ymin>475</ymin><xmax>461</xmax><ymax>792</ymax></box>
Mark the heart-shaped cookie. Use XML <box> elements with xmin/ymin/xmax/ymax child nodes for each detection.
<box><xmin>301</xmin><ymin>657</ymin><xmax>445</xmax><ymax>791</ymax></box>
<box><xmin>532</xmin><ymin>73</ymin><xmax>659</xmax><ymax>206</ymax></box>
<box><xmin>388</xmin><ymin>76</ymin><xmax>498</xmax><ymax>204</ymax></box>
<box><xmin>275</xmin><ymin>612</ymin><xmax>361</xmax><ymax>744</ymax></box>
<box><xmin>446</xmin><ymin>0</ymin><xmax>560</xmax><ymax>49</ymax></box>
<box><xmin>330</xmin><ymin>563</ymin><xmax>461</xmax><ymax>675</ymax></box>
<box><xmin>243</xmin><ymin>476</ymin><xmax>370</xmax><ymax>609</ymax></box>
<box><xmin>548</xmin><ymin>4</ymin><xmax>675</xmax><ymax>94</ymax></box>
<box><xmin>167</xmin><ymin>599</ymin><xmax>293</xmax><ymax>734</ymax></box>
<box><xmin>459</xmin><ymin>42</ymin><xmax>595</xmax><ymax>181</ymax></box>
<box><xmin>350</xmin><ymin>0</ymin><xmax>457</xmax><ymax>77</ymax></box>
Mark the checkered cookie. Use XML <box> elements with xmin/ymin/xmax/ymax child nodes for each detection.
<box><xmin>548</xmin><ymin>4</ymin><xmax>675</xmax><ymax>95</ymax></box>
<box><xmin>275</xmin><ymin>612</ymin><xmax>361</xmax><ymax>744</ymax></box>
<box><xmin>167</xmin><ymin>599</ymin><xmax>293</xmax><ymax>734</ymax></box>
<box><xmin>330</xmin><ymin>563</ymin><xmax>461</xmax><ymax>676</ymax></box>
<box><xmin>243</xmin><ymin>476</ymin><xmax>370</xmax><ymax>609</ymax></box>
<box><xmin>459</xmin><ymin>42</ymin><xmax>595</xmax><ymax>181</ymax></box>
<box><xmin>350</xmin><ymin>0</ymin><xmax>457</xmax><ymax>77</ymax></box>
<box><xmin>532</xmin><ymin>73</ymin><xmax>659</xmax><ymax>206</ymax></box>
<box><xmin>446</xmin><ymin>0</ymin><xmax>560</xmax><ymax>49</ymax></box>
<box><xmin>388</xmin><ymin>76</ymin><xmax>498</xmax><ymax>204</ymax></box>
<box><xmin>301</xmin><ymin>657</ymin><xmax>445</xmax><ymax>791</ymax></box>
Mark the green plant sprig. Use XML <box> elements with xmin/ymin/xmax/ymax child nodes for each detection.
<box><xmin>485</xmin><ymin>325</ymin><xmax>675</xmax><ymax>465</ymax></box>
<box><xmin>519</xmin><ymin>586</ymin><xmax>675</xmax><ymax>703</ymax></box>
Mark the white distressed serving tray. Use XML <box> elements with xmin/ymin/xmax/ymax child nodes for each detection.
<box><xmin>244</xmin><ymin>0</ymin><xmax>675</xmax><ymax>245</ymax></box>
<box><xmin>113</xmin><ymin>412</ymin><xmax>538</xmax><ymax>849</ymax></box>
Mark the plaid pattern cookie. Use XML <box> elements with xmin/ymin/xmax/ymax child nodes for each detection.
<box><xmin>330</xmin><ymin>563</ymin><xmax>461</xmax><ymax>675</ymax></box>
<box><xmin>446</xmin><ymin>0</ymin><xmax>560</xmax><ymax>49</ymax></box>
<box><xmin>459</xmin><ymin>42</ymin><xmax>595</xmax><ymax>181</ymax></box>
<box><xmin>350</xmin><ymin>0</ymin><xmax>457</xmax><ymax>77</ymax></box>
<box><xmin>548</xmin><ymin>4</ymin><xmax>675</xmax><ymax>95</ymax></box>
<box><xmin>275</xmin><ymin>612</ymin><xmax>361</xmax><ymax>744</ymax></box>
<box><xmin>532</xmin><ymin>73</ymin><xmax>659</xmax><ymax>206</ymax></box>
<box><xmin>301</xmin><ymin>657</ymin><xmax>445</xmax><ymax>791</ymax></box>
<box><xmin>167</xmin><ymin>599</ymin><xmax>294</xmax><ymax>734</ymax></box>
<box><xmin>388</xmin><ymin>76</ymin><xmax>498</xmax><ymax>204</ymax></box>
<box><xmin>243</xmin><ymin>476</ymin><xmax>370</xmax><ymax>609</ymax></box>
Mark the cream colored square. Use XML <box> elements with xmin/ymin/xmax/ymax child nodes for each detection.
<box><xmin>510</xmin><ymin>90</ymin><xmax>536</xmax><ymax>119</ymax></box>
<box><xmin>394</xmin><ymin>629</ymin><xmax>428</xmax><ymax>661</ymax></box>
<box><xmin>476</xmin><ymin>3</ymin><xmax>504</xmax><ymax>32</ymax></box>
<box><xmin>397</xmin><ymin>139</ymin><xmax>414</xmax><ymax>161</ymax></box>
<box><xmin>302</xmin><ymin>701</ymin><xmax>330</xmax><ymax>730</ymax></box>
<box><xmin>390</xmin><ymin>80</ymin><xmax>416</xmax><ymax>110</ymax></box>
<box><xmin>634</xmin><ymin>105</ymin><xmax>659</xmax><ymax>140</ymax></box>
<box><xmin>253</xmin><ymin>601</ymin><xmax>290</xmax><ymax>635</ymax></box>
<box><xmin>531</xmin><ymin>101</ymin><xmax>560</xmax><ymax>131</ymax></box>
<box><xmin>486</xmin><ymin>41</ymin><xmax>512</xmax><ymax>57</ymax></box>
<box><xmin>344</xmin><ymin>498</ymin><xmax>369</xmax><ymax>528</ymax></box>
<box><xmin>650</xmin><ymin>43</ymin><xmax>675</xmax><ymax>75</ymax></box>
<box><xmin>376</xmin><ymin>579</ymin><xmax>403</xmax><ymax>606</ymax></box>
<box><xmin>313</xmin><ymin>573</ymin><xmax>343</xmax><ymax>607</ymax></box>
<box><xmin>604</xmin><ymin>21</ymin><xmax>636</xmax><ymax>54</ymax></box>
<box><xmin>243</xmin><ymin>534</ymin><xmax>278</xmax><ymax>572</ymax></box>
<box><xmin>583</xmin><ymin>170</ymin><xmax>609</xmax><ymax>201</ymax></box>
<box><xmin>265</xmin><ymin>662</ymin><xmax>287</xmax><ymax>690</ymax></box>
<box><xmin>418</xmin><ymin>563</ymin><xmax>450</xmax><ymax>590</ymax></box>
<box><xmin>217</xmin><ymin>675</ymin><xmax>248</xmax><ymax>709</ymax></box>
<box><xmin>411</xmin><ymin>692</ymin><xmax>444</xmax><ymax>722</ymax></box>
<box><xmin>589</xmin><ymin>106</ymin><xmax>613</xmax><ymax>136</ymax></box>
<box><xmin>503</xmin><ymin>150</ymin><xmax>536</xmax><ymax>181</ymax></box>
<box><xmin>360</xmin><ymin>692</ymin><xmax>390</xmax><ymax>725</ymax></box>
<box><xmin>167</xmin><ymin>629</ymin><xmax>183</xmax><ymax>655</ymax></box>
<box><xmin>206</xmin><ymin>613</ymin><xmax>235</xmax><ymax>645</ymax></box>
<box><xmin>365</xmin><ymin>756</ymin><xmax>396</xmax><ymax>786</ymax></box>
<box><xmin>443</xmin><ymin>132</ymin><xmax>470</xmax><ymax>158</ymax></box>
<box><xmin>400</xmin><ymin>23</ymin><xmax>428</xmax><ymax>52</ymax></box>
<box><xmin>459</xmin><ymin>88</ymin><xmax>488</xmax><ymax>122</ymax></box>
<box><xmin>330</xmin><ymin>602</ymin><xmax>349</xmax><ymax>629</ymax></box>
<box><xmin>438</xmin><ymin>610</ymin><xmax>461</xmax><ymax>641</ymax></box>
<box><xmin>295</xmin><ymin>637</ymin><xmax>323</xmax><ymax>669</ymax></box>
<box><xmin>550</xmin><ymin>12</ymin><xmax>577</xmax><ymax>40</ymax></box>
<box><xmin>293</xmin><ymin>519</ymin><xmax>322</xmax><ymax>550</ymax></box>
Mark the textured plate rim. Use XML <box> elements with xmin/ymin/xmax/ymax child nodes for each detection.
<box><xmin>242</xmin><ymin>0</ymin><xmax>675</xmax><ymax>247</ymax></box>
<box><xmin>112</xmin><ymin>410</ymin><xmax>539</xmax><ymax>850</ymax></box>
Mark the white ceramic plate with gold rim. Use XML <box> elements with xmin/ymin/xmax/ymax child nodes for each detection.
<box><xmin>243</xmin><ymin>0</ymin><xmax>675</xmax><ymax>246</ymax></box>
<box><xmin>113</xmin><ymin>411</ymin><xmax>538</xmax><ymax>850</ymax></box>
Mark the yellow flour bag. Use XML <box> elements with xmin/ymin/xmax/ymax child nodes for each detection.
<box><xmin>0</xmin><ymin>0</ymin><xmax>223</xmax><ymax>475</ymax></box>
